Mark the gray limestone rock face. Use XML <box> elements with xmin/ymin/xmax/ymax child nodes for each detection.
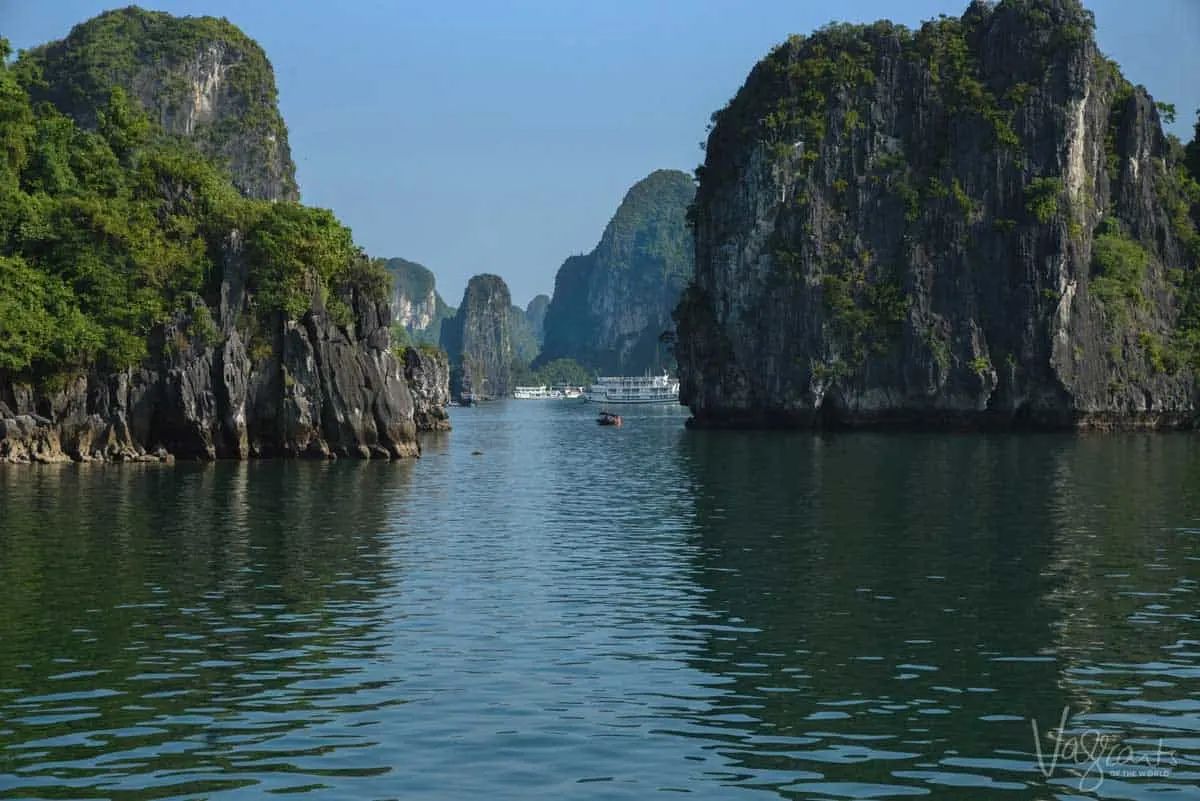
<box><xmin>676</xmin><ymin>0</ymin><xmax>1199</xmax><ymax>430</ymax></box>
<box><xmin>402</xmin><ymin>347</ymin><xmax>452</xmax><ymax>431</ymax></box>
<box><xmin>441</xmin><ymin>274</ymin><xmax>515</xmax><ymax>400</ymax></box>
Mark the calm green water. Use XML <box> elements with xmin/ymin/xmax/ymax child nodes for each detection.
<box><xmin>1</xmin><ymin>401</ymin><xmax>1197</xmax><ymax>800</ymax></box>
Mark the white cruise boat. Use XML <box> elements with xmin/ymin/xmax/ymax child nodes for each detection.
<box><xmin>512</xmin><ymin>385</ymin><xmax>563</xmax><ymax>400</ymax></box>
<box><xmin>584</xmin><ymin>371</ymin><xmax>680</xmax><ymax>404</ymax></box>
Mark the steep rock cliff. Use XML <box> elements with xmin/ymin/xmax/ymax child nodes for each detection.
<box><xmin>510</xmin><ymin>305</ymin><xmax>540</xmax><ymax>364</ymax></box>
<box><xmin>401</xmin><ymin>346</ymin><xmax>451</xmax><ymax>431</ymax></box>
<box><xmin>1</xmin><ymin>236</ymin><xmax>419</xmax><ymax>463</ymax></box>
<box><xmin>20</xmin><ymin>7</ymin><xmax>298</xmax><ymax>202</ymax></box>
<box><xmin>385</xmin><ymin>257</ymin><xmax>454</xmax><ymax>343</ymax></box>
<box><xmin>525</xmin><ymin>294</ymin><xmax>550</xmax><ymax>347</ymax></box>
<box><xmin>440</xmin><ymin>275</ymin><xmax>514</xmax><ymax>399</ymax></box>
<box><xmin>676</xmin><ymin>0</ymin><xmax>1200</xmax><ymax>429</ymax></box>
<box><xmin>538</xmin><ymin>170</ymin><xmax>695</xmax><ymax>374</ymax></box>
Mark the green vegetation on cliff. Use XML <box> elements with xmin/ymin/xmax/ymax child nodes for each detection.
<box><xmin>0</xmin><ymin>35</ymin><xmax>385</xmax><ymax>383</ymax></box>
<box><xmin>1090</xmin><ymin>218</ymin><xmax>1150</xmax><ymax>325</ymax></box>
<box><xmin>703</xmin><ymin>0</ymin><xmax>1085</xmax><ymax>186</ymax></box>
<box><xmin>1165</xmin><ymin>119</ymin><xmax>1200</xmax><ymax>374</ymax></box>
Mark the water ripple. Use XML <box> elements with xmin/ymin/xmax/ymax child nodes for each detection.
<box><xmin>1</xmin><ymin>410</ymin><xmax>1198</xmax><ymax>798</ymax></box>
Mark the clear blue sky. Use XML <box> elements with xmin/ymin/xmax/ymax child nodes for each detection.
<box><xmin>5</xmin><ymin>1</ymin><xmax>1199</xmax><ymax>307</ymax></box>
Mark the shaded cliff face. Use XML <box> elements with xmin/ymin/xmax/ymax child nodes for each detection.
<box><xmin>677</xmin><ymin>0</ymin><xmax>1200</xmax><ymax>429</ymax></box>
<box><xmin>525</xmin><ymin>294</ymin><xmax>550</xmax><ymax>348</ymax></box>
<box><xmin>21</xmin><ymin>7</ymin><xmax>298</xmax><ymax>202</ymax></box>
<box><xmin>539</xmin><ymin>169</ymin><xmax>695</xmax><ymax>375</ymax></box>
<box><xmin>509</xmin><ymin>305</ymin><xmax>539</xmax><ymax>364</ymax></box>
<box><xmin>440</xmin><ymin>275</ymin><xmax>514</xmax><ymax>399</ymax></box>
<box><xmin>384</xmin><ymin>257</ymin><xmax>453</xmax><ymax>341</ymax></box>
<box><xmin>1</xmin><ymin>237</ymin><xmax>418</xmax><ymax>463</ymax></box>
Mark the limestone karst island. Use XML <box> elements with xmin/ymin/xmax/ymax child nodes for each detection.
<box><xmin>1</xmin><ymin>1</ymin><xmax>1198</xmax><ymax>799</ymax></box>
<box><xmin>677</xmin><ymin>0</ymin><xmax>1200</xmax><ymax>430</ymax></box>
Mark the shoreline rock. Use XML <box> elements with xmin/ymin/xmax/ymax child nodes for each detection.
<box><xmin>682</xmin><ymin>409</ymin><xmax>1195</xmax><ymax>432</ymax></box>
<box><xmin>0</xmin><ymin>237</ymin><xmax>423</xmax><ymax>464</ymax></box>
<box><xmin>402</xmin><ymin>346</ymin><xmax>452</xmax><ymax>432</ymax></box>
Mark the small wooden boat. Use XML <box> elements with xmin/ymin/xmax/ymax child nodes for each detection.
<box><xmin>597</xmin><ymin>410</ymin><xmax>622</xmax><ymax>427</ymax></box>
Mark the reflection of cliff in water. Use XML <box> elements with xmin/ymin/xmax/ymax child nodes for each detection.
<box><xmin>1038</xmin><ymin>436</ymin><xmax>1200</xmax><ymax>734</ymax></box>
<box><xmin>0</xmin><ymin>461</ymin><xmax>414</xmax><ymax>794</ymax></box>
<box><xmin>417</xmin><ymin>428</ymin><xmax>453</xmax><ymax>457</ymax></box>
<box><xmin>675</xmin><ymin>432</ymin><xmax>1074</xmax><ymax>795</ymax></box>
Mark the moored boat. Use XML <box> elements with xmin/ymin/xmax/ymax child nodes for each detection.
<box><xmin>585</xmin><ymin>371</ymin><xmax>679</xmax><ymax>404</ymax></box>
<box><xmin>513</xmin><ymin>385</ymin><xmax>561</xmax><ymax>400</ymax></box>
<box><xmin>513</xmin><ymin>384</ymin><xmax>582</xmax><ymax>400</ymax></box>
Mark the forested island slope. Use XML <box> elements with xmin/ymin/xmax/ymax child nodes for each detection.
<box><xmin>0</xmin><ymin>12</ymin><xmax>424</xmax><ymax>462</ymax></box>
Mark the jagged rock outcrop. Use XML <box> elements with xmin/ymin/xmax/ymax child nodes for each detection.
<box><xmin>1</xmin><ymin>237</ymin><xmax>419</xmax><ymax>463</ymax></box>
<box><xmin>525</xmin><ymin>294</ymin><xmax>550</xmax><ymax>347</ymax></box>
<box><xmin>402</xmin><ymin>346</ymin><xmax>452</xmax><ymax>431</ymax></box>
<box><xmin>440</xmin><ymin>275</ymin><xmax>514</xmax><ymax>400</ymax></box>
<box><xmin>20</xmin><ymin>7</ymin><xmax>298</xmax><ymax>201</ymax></box>
<box><xmin>385</xmin><ymin>257</ymin><xmax>454</xmax><ymax>343</ymax></box>
<box><xmin>676</xmin><ymin>0</ymin><xmax>1200</xmax><ymax>429</ymax></box>
<box><xmin>538</xmin><ymin>169</ymin><xmax>695</xmax><ymax>374</ymax></box>
<box><xmin>0</xmin><ymin>414</ymin><xmax>74</xmax><ymax>464</ymax></box>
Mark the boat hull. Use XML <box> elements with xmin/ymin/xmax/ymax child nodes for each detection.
<box><xmin>583</xmin><ymin>394</ymin><xmax>679</xmax><ymax>404</ymax></box>
<box><xmin>513</xmin><ymin>385</ymin><xmax>584</xmax><ymax>400</ymax></box>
